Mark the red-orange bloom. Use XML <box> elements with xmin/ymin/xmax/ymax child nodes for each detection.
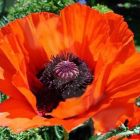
<box><xmin>0</xmin><ymin>3</ymin><xmax>140</xmax><ymax>133</ymax></box>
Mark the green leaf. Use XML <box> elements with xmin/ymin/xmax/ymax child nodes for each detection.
<box><xmin>0</xmin><ymin>0</ymin><xmax>75</xmax><ymax>27</ymax></box>
<box><xmin>0</xmin><ymin>126</ymin><xmax>68</xmax><ymax>140</ymax></box>
<box><xmin>7</xmin><ymin>0</ymin><xmax>75</xmax><ymax>21</ymax></box>
<box><xmin>39</xmin><ymin>126</ymin><xmax>68</xmax><ymax>140</ymax></box>
<box><xmin>0</xmin><ymin>92</ymin><xmax>8</xmax><ymax>103</ymax></box>
<box><xmin>93</xmin><ymin>4</ymin><xmax>112</xmax><ymax>13</ymax></box>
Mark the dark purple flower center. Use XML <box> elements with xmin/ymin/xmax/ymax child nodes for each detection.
<box><xmin>35</xmin><ymin>53</ymin><xmax>93</xmax><ymax>117</ymax></box>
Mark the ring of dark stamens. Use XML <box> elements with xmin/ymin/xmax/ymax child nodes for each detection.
<box><xmin>35</xmin><ymin>53</ymin><xmax>93</xmax><ymax>117</ymax></box>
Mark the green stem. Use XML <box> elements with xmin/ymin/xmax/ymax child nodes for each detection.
<box><xmin>115</xmin><ymin>130</ymin><xmax>134</xmax><ymax>137</ymax></box>
<box><xmin>96</xmin><ymin>125</ymin><xmax>140</xmax><ymax>140</ymax></box>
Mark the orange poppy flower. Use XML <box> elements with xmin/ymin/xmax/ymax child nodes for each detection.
<box><xmin>0</xmin><ymin>3</ymin><xmax>140</xmax><ymax>133</ymax></box>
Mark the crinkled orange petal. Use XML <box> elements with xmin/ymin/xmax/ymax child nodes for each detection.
<box><xmin>93</xmin><ymin>52</ymin><xmax>140</xmax><ymax>132</ymax></box>
<box><xmin>89</xmin><ymin>11</ymin><xmax>135</xmax><ymax>65</ymax></box>
<box><xmin>12</xmin><ymin>86</ymin><xmax>37</xmax><ymax>112</ymax></box>
<box><xmin>0</xmin><ymin>112</ymin><xmax>91</xmax><ymax>133</ymax></box>
<box><xmin>0</xmin><ymin>113</ymin><xmax>49</xmax><ymax>133</ymax></box>
<box><xmin>60</xmin><ymin>3</ymin><xmax>109</xmax><ymax>68</ymax></box>
<box><xmin>133</xmin><ymin>108</ymin><xmax>140</xmax><ymax>125</ymax></box>
<box><xmin>0</xmin><ymin>12</ymin><xmax>58</xmax><ymax>74</ymax></box>
<box><xmin>0</xmin><ymin>79</ymin><xmax>25</xmax><ymax>99</ymax></box>
<box><xmin>0</xmin><ymin>62</ymin><xmax>36</xmax><ymax>113</ymax></box>
<box><xmin>95</xmin><ymin>53</ymin><xmax>140</xmax><ymax>131</ymax></box>
<box><xmin>93</xmin><ymin>97</ymin><xmax>134</xmax><ymax>132</ymax></box>
<box><xmin>0</xmin><ymin>98</ymin><xmax>36</xmax><ymax>118</ymax></box>
<box><xmin>0</xmin><ymin>36</ymin><xmax>36</xmax><ymax>106</ymax></box>
<box><xmin>128</xmin><ymin>106</ymin><xmax>140</xmax><ymax>128</ymax></box>
<box><xmin>104</xmin><ymin>12</ymin><xmax>134</xmax><ymax>49</ymax></box>
<box><xmin>104</xmin><ymin>12</ymin><xmax>135</xmax><ymax>63</ymax></box>
<box><xmin>0</xmin><ymin>72</ymin><xmax>37</xmax><ymax>112</ymax></box>
<box><xmin>0</xmin><ymin>35</ymin><xmax>25</xmax><ymax>81</ymax></box>
<box><xmin>107</xmin><ymin>52</ymin><xmax>140</xmax><ymax>98</ymax></box>
<box><xmin>35</xmin><ymin>16</ymin><xmax>68</xmax><ymax>59</ymax></box>
<box><xmin>8</xmin><ymin>12</ymin><xmax>66</xmax><ymax>61</ymax></box>
<box><xmin>0</xmin><ymin>36</ymin><xmax>29</xmax><ymax>94</ymax></box>
<box><xmin>0</xmin><ymin>95</ymin><xmax>119</xmax><ymax>133</ymax></box>
<box><xmin>0</xmin><ymin>32</ymin><xmax>31</xmax><ymax>97</ymax></box>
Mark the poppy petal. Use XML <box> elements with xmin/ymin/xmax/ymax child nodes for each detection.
<box><xmin>0</xmin><ymin>113</ymin><xmax>50</xmax><ymax>133</ymax></box>
<box><xmin>104</xmin><ymin>12</ymin><xmax>135</xmax><ymax>63</ymax></box>
<box><xmin>0</xmin><ymin>98</ymin><xmax>36</xmax><ymax>118</ymax></box>
<box><xmin>105</xmin><ymin>12</ymin><xmax>134</xmax><ymax>49</ymax></box>
<box><xmin>106</xmin><ymin>52</ymin><xmax>140</xmax><ymax>98</ymax></box>
<box><xmin>93</xmin><ymin>98</ymin><xmax>134</xmax><ymax>132</ymax></box>
<box><xmin>0</xmin><ymin>112</ymin><xmax>87</xmax><ymax>133</ymax></box>
<box><xmin>60</xmin><ymin>3</ymin><xmax>109</xmax><ymax>68</ymax></box>
<box><xmin>0</xmin><ymin>12</ymin><xmax>58</xmax><ymax>74</ymax></box>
